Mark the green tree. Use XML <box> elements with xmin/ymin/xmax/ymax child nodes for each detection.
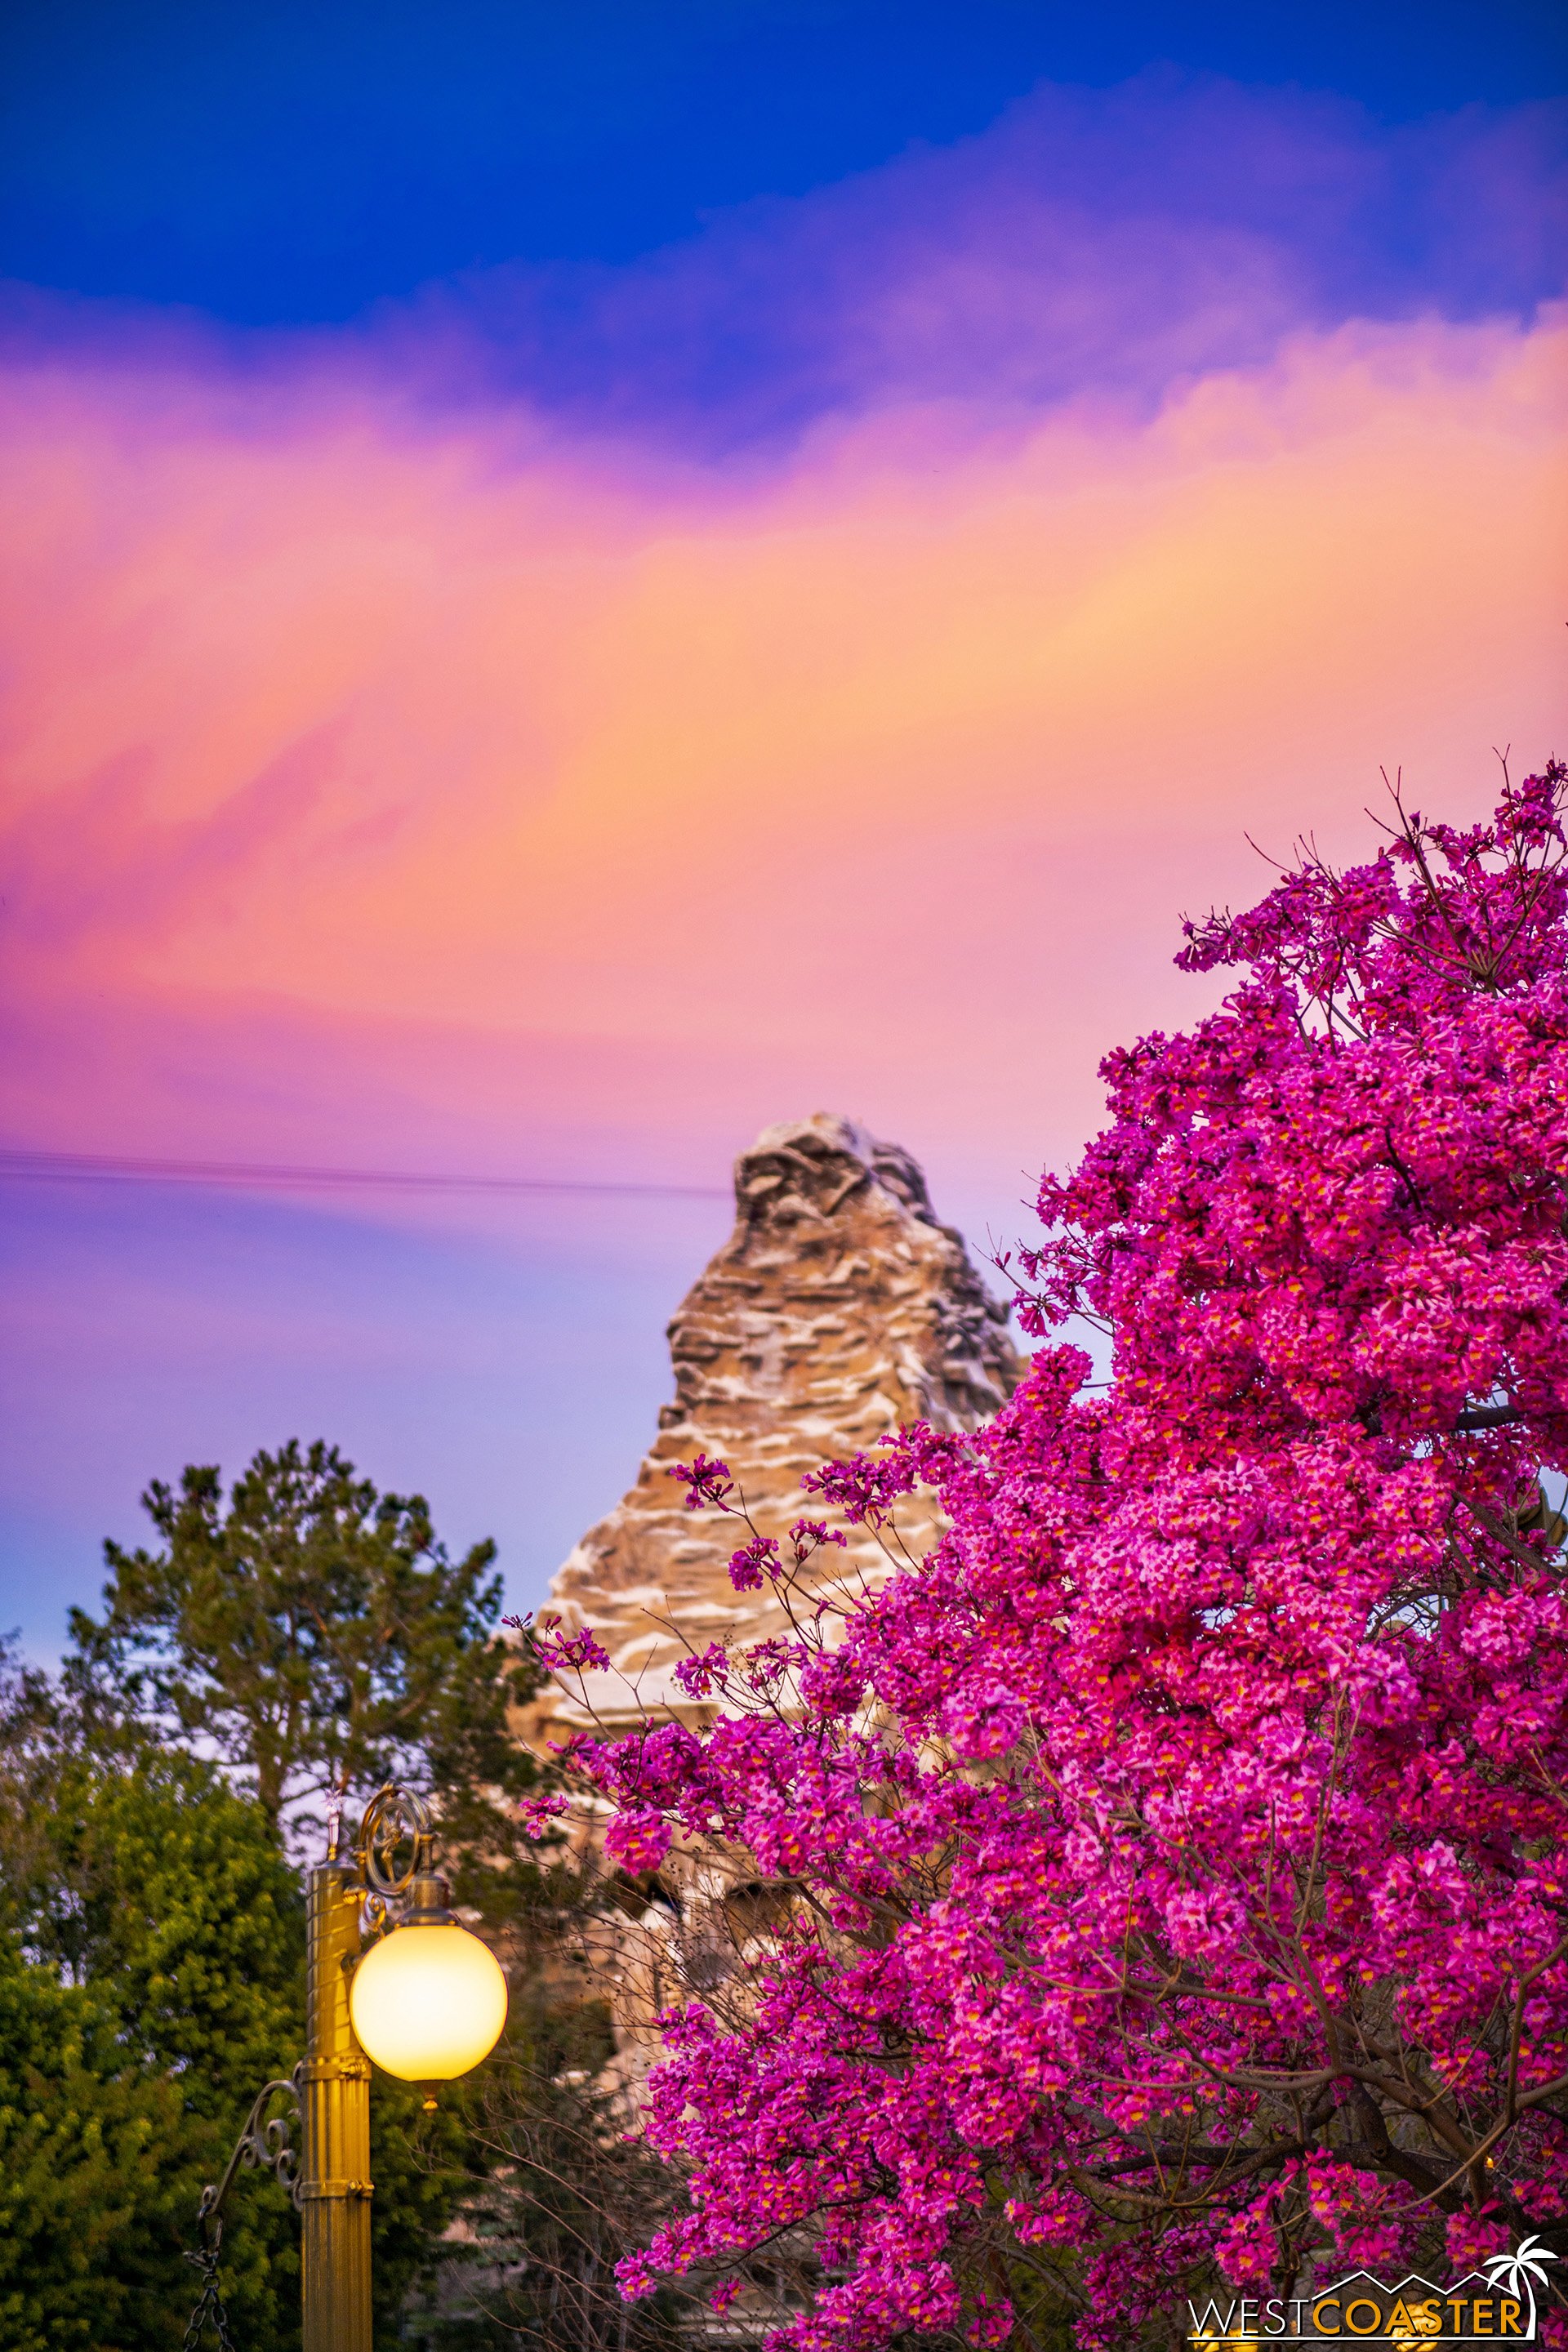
<box><xmin>5</xmin><ymin>1441</ymin><xmax>586</xmax><ymax>2341</ymax></box>
<box><xmin>0</xmin><ymin>1642</ymin><xmax>474</xmax><ymax>2345</ymax></box>
<box><xmin>0</xmin><ymin>1939</ymin><xmax>191</xmax><ymax>2352</ymax></box>
<box><xmin>0</xmin><ymin>1666</ymin><xmax>301</xmax><ymax>2105</ymax></box>
<box><xmin>68</xmin><ymin>1440</ymin><xmax>540</xmax><ymax>1904</ymax></box>
<box><xmin>0</xmin><ymin>1646</ymin><xmax>305</xmax><ymax>2345</ymax></box>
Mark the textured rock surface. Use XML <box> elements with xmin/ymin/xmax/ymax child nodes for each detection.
<box><xmin>525</xmin><ymin>1113</ymin><xmax>1023</xmax><ymax>1744</ymax></box>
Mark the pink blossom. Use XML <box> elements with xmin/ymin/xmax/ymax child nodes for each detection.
<box><xmin>726</xmin><ymin>1534</ymin><xmax>781</xmax><ymax>1590</ymax></box>
<box><xmin>673</xmin><ymin>1642</ymin><xmax>732</xmax><ymax>1697</ymax></box>
<box><xmin>517</xmin><ymin>1790</ymin><xmax>569</xmax><ymax>1842</ymax></box>
<box><xmin>537</xmin><ymin>768</ymin><xmax>1568</xmax><ymax>2350</ymax></box>
<box><xmin>523</xmin><ymin>1611</ymin><xmax>611</xmax><ymax>1673</ymax></box>
<box><xmin>670</xmin><ymin>1453</ymin><xmax>736</xmax><ymax>1510</ymax></box>
<box><xmin>603</xmin><ymin>1806</ymin><xmax>673</xmax><ymax>1874</ymax></box>
<box><xmin>1445</xmin><ymin>2211</ymin><xmax>1511</xmax><ymax>2270</ymax></box>
<box><xmin>938</xmin><ymin>1681</ymin><xmax>1026</xmax><ymax>1760</ymax></box>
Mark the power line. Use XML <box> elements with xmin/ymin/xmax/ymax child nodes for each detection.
<box><xmin>0</xmin><ymin>1147</ymin><xmax>730</xmax><ymax>1203</ymax></box>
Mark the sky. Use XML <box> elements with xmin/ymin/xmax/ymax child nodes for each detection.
<box><xmin>2</xmin><ymin>1</ymin><xmax>1566</xmax><ymax>1657</ymax></box>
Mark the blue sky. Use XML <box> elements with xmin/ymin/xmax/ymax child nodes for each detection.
<box><xmin>5</xmin><ymin>0</ymin><xmax>1564</xmax><ymax>321</ymax></box>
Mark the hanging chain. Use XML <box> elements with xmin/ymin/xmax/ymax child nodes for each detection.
<box><xmin>177</xmin><ymin>2070</ymin><xmax>304</xmax><ymax>2350</ymax></box>
<box><xmin>180</xmin><ymin>2224</ymin><xmax>241</xmax><ymax>2352</ymax></box>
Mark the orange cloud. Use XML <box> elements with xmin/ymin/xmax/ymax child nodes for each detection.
<box><xmin>2</xmin><ymin>307</ymin><xmax>1564</xmax><ymax>1207</ymax></box>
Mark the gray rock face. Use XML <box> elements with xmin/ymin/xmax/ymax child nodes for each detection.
<box><xmin>524</xmin><ymin>1114</ymin><xmax>1023</xmax><ymax>1744</ymax></box>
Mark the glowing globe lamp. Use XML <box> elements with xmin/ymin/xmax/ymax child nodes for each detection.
<box><xmin>350</xmin><ymin>1917</ymin><xmax>508</xmax><ymax>2082</ymax></box>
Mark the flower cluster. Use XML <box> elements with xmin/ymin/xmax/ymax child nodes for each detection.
<box><xmin>506</xmin><ymin>1609</ymin><xmax>611</xmax><ymax>1676</ymax></box>
<box><xmin>672</xmin><ymin>1642</ymin><xmax>732</xmax><ymax>1698</ymax></box>
<box><xmin>800</xmin><ymin>1448</ymin><xmax>917</xmax><ymax>1526</ymax></box>
<box><xmin>516</xmin><ymin>1788</ymin><xmax>569</xmax><ymax>1842</ymax></box>
<box><xmin>670</xmin><ymin>1453</ymin><xmax>737</xmax><ymax>1512</ymax></box>
<box><xmin>725</xmin><ymin>1535</ymin><xmax>782</xmax><ymax>1591</ymax></box>
<box><xmin>545</xmin><ymin>769</ymin><xmax>1568</xmax><ymax>2350</ymax></box>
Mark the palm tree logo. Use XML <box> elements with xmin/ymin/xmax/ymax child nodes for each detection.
<box><xmin>1483</xmin><ymin>2237</ymin><xmax>1558</xmax><ymax>2336</ymax></box>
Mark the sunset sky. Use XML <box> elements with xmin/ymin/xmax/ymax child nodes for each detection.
<box><xmin>2</xmin><ymin>0</ymin><xmax>1565</xmax><ymax>1655</ymax></box>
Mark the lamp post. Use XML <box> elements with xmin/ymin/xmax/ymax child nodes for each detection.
<box><xmin>187</xmin><ymin>1783</ymin><xmax>509</xmax><ymax>2352</ymax></box>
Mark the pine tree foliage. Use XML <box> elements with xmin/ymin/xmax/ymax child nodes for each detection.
<box><xmin>67</xmin><ymin>1439</ymin><xmax>543</xmax><ymax>1907</ymax></box>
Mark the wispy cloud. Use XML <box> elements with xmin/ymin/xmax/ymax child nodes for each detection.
<box><xmin>6</xmin><ymin>74</ymin><xmax>1563</xmax><ymax>457</ymax></box>
<box><xmin>2</xmin><ymin>298</ymin><xmax>1563</xmax><ymax>1193</ymax></box>
<box><xmin>1</xmin><ymin>73</ymin><xmax>1562</xmax><ymax>1196</ymax></box>
<box><xmin>404</xmin><ymin>74</ymin><xmax>1566</xmax><ymax>449</ymax></box>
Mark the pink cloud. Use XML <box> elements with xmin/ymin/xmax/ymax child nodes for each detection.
<box><xmin>1</xmin><ymin>301</ymin><xmax>1564</xmax><ymax>1221</ymax></box>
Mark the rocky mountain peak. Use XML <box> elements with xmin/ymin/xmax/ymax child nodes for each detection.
<box><xmin>524</xmin><ymin>1113</ymin><xmax>1023</xmax><ymax>1740</ymax></box>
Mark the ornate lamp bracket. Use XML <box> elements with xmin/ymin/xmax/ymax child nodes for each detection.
<box><xmin>357</xmin><ymin>1780</ymin><xmax>455</xmax><ymax>1924</ymax></box>
<box><xmin>197</xmin><ymin>2068</ymin><xmax>307</xmax><ymax>2236</ymax></box>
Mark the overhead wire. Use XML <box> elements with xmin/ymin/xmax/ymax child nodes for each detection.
<box><xmin>0</xmin><ymin>1147</ymin><xmax>729</xmax><ymax>1202</ymax></box>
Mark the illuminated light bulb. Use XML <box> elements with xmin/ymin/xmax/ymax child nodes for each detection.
<box><xmin>350</xmin><ymin>1921</ymin><xmax>508</xmax><ymax>2081</ymax></box>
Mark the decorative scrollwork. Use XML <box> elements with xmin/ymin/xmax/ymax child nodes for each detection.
<box><xmin>197</xmin><ymin>2067</ymin><xmax>305</xmax><ymax>2229</ymax></box>
<box><xmin>358</xmin><ymin>1780</ymin><xmax>434</xmax><ymax>1900</ymax></box>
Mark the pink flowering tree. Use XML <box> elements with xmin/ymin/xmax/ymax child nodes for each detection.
<box><xmin>537</xmin><ymin>767</ymin><xmax>1568</xmax><ymax>2351</ymax></box>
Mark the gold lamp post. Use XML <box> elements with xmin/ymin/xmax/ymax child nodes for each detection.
<box><xmin>187</xmin><ymin>1784</ymin><xmax>509</xmax><ymax>2352</ymax></box>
